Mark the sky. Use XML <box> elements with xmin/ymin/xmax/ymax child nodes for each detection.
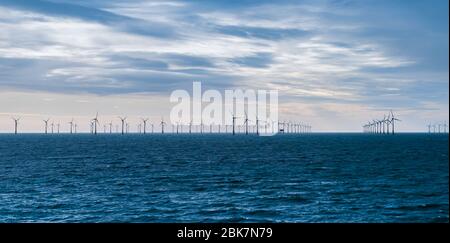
<box><xmin>0</xmin><ymin>0</ymin><xmax>448</xmax><ymax>132</ymax></box>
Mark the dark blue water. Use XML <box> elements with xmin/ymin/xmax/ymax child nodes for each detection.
<box><xmin>0</xmin><ymin>133</ymin><xmax>448</xmax><ymax>222</ymax></box>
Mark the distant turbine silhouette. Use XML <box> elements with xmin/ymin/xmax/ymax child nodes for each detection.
<box><xmin>68</xmin><ymin>119</ymin><xmax>74</xmax><ymax>134</ymax></box>
<box><xmin>160</xmin><ymin>117</ymin><xmax>166</xmax><ymax>134</ymax></box>
<box><xmin>118</xmin><ymin>116</ymin><xmax>127</xmax><ymax>135</ymax></box>
<box><xmin>12</xmin><ymin>117</ymin><xmax>20</xmax><ymax>134</ymax></box>
<box><xmin>141</xmin><ymin>118</ymin><xmax>149</xmax><ymax>134</ymax></box>
<box><xmin>43</xmin><ymin>118</ymin><xmax>50</xmax><ymax>134</ymax></box>
<box><xmin>92</xmin><ymin>112</ymin><xmax>99</xmax><ymax>135</ymax></box>
<box><xmin>389</xmin><ymin>110</ymin><xmax>401</xmax><ymax>135</ymax></box>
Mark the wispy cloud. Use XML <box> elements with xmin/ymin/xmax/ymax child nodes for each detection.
<box><xmin>0</xmin><ymin>0</ymin><xmax>447</xmax><ymax>131</ymax></box>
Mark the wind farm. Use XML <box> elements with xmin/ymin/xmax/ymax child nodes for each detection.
<box><xmin>363</xmin><ymin>110</ymin><xmax>401</xmax><ymax>134</ymax></box>
<box><xmin>3</xmin><ymin>112</ymin><xmax>315</xmax><ymax>135</ymax></box>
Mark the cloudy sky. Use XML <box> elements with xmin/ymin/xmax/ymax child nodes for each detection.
<box><xmin>0</xmin><ymin>0</ymin><xmax>448</xmax><ymax>132</ymax></box>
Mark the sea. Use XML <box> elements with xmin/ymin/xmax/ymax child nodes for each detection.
<box><xmin>0</xmin><ymin>133</ymin><xmax>448</xmax><ymax>222</ymax></box>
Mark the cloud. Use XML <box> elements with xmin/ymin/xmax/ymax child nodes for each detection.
<box><xmin>0</xmin><ymin>0</ymin><xmax>448</xmax><ymax>131</ymax></box>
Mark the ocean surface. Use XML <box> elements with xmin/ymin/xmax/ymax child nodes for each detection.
<box><xmin>0</xmin><ymin>133</ymin><xmax>448</xmax><ymax>222</ymax></box>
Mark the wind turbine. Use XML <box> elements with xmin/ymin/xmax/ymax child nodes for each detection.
<box><xmin>12</xmin><ymin>117</ymin><xmax>20</xmax><ymax>134</ymax></box>
<box><xmin>255</xmin><ymin>115</ymin><xmax>261</xmax><ymax>136</ymax></box>
<box><xmin>51</xmin><ymin>122</ymin><xmax>54</xmax><ymax>134</ymax></box>
<box><xmin>427</xmin><ymin>124</ymin><xmax>432</xmax><ymax>133</ymax></box>
<box><xmin>109</xmin><ymin>121</ymin><xmax>113</xmax><ymax>134</ymax></box>
<box><xmin>118</xmin><ymin>116</ymin><xmax>127</xmax><ymax>135</ymax></box>
<box><xmin>231</xmin><ymin>112</ymin><xmax>238</xmax><ymax>135</ymax></box>
<box><xmin>160</xmin><ymin>117</ymin><xmax>166</xmax><ymax>134</ymax></box>
<box><xmin>389</xmin><ymin>110</ymin><xmax>401</xmax><ymax>135</ymax></box>
<box><xmin>69</xmin><ymin>119</ymin><xmax>74</xmax><ymax>134</ymax></box>
<box><xmin>43</xmin><ymin>118</ymin><xmax>50</xmax><ymax>134</ymax></box>
<box><xmin>57</xmin><ymin>122</ymin><xmax>60</xmax><ymax>134</ymax></box>
<box><xmin>141</xmin><ymin>118</ymin><xmax>149</xmax><ymax>134</ymax></box>
<box><xmin>382</xmin><ymin>115</ymin><xmax>387</xmax><ymax>134</ymax></box>
<box><xmin>92</xmin><ymin>112</ymin><xmax>99</xmax><ymax>135</ymax></box>
<box><xmin>244</xmin><ymin>112</ymin><xmax>249</xmax><ymax>135</ymax></box>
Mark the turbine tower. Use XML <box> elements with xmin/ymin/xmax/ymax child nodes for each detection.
<box><xmin>389</xmin><ymin>110</ymin><xmax>401</xmax><ymax>135</ymax></box>
<box><xmin>160</xmin><ymin>117</ymin><xmax>166</xmax><ymax>134</ymax></box>
<box><xmin>92</xmin><ymin>112</ymin><xmax>99</xmax><ymax>135</ymax></box>
<box><xmin>255</xmin><ymin>115</ymin><xmax>260</xmax><ymax>136</ymax></box>
<box><xmin>43</xmin><ymin>118</ymin><xmax>50</xmax><ymax>134</ymax></box>
<box><xmin>69</xmin><ymin>119</ymin><xmax>74</xmax><ymax>134</ymax></box>
<box><xmin>231</xmin><ymin>112</ymin><xmax>238</xmax><ymax>136</ymax></box>
<box><xmin>118</xmin><ymin>116</ymin><xmax>127</xmax><ymax>135</ymax></box>
<box><xmin>12</xmin><ymin>117</ymin><xmax>20</xmax><ymax>134</ymax></box>
<box><xmin>141</xmin><ymin>118</ymin><xmax>149</xmax><ymax>134</ymax></box>
<box><xmin>244</xmin><ymin>112</ymin><xmax>249</xmax><ymax>135</ymax></box>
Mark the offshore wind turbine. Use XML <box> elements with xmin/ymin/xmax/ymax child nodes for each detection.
<box><xmin>382</xmin><ymin>115</ymin><xmax>387</xmax><ymax>134</ymax></box>
<box><xmin>109</xmin><ymin>121</ymin><xmax>113</xmax><ymax>134</ymax></box>
<box><xmin>160</xmin><ymin>117</ymin><xmax>166</xmax><ymax>134</ymax></box>
<box><xmin>68</xmin><ymin>119</ymin><xmax>74</xmax><ymax>134</ymax></box>
<box><xmin>389</xmin><ymin>110</ymin><xmax>401</xmax><ymax>134</ymax></box>
<box><xmin>244</xmin><ymin>112</ymin><xmax>249</xmax><ymax>135</ymax></box>
<box><xmin>57</xmin><ymin>122</ymin><xmax>60</xmax><ymax>134</ymax></box>
<box><xmin>141</xmin><ymin>118</ymin><xmax>149</xmax><ymax>134</ymax></box>
<box><xmin>12</xmin><ymin>117</ymin><xmax>20</xmax><ymax>134</ymax></box>
<box><xmin>231</xmin><ymin>112</ymin><xmax>238</xmax><ymax>135</ymax></box>
<box><xmin>51</xmin><ymin>122</ymin><xmax>54</xmax><ymax>134</ymax></box>
<box><xmin>43</xmin><ymin>118</ymin><xmax>50</xmax><ymax>134</ymax></box>
<box><xmin>118</xmin><ymin>116</ymin><xmax>127</xmax><ymax>135</ymax></box>
<box><xmin>255</xmin><ymin>115</ymin><xmax>261</xmax><ymax>136</ymax></box>
<box><xmin>92</xmin><ymin>112</ymin><xmax>99</xmax><ymax>135</ymax></box>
